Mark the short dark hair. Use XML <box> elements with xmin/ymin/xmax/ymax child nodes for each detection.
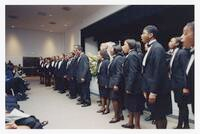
<box><xmin>113</xmin><ymin>43</ymin><xmax>122</xmax><ymax>55</ymax></box>
<box><xmin>186</xmin><ymin>21</ymin><xmax>194</xmax><ymax>32</ymax></box>
<box><xmin>124</xmin><ymin>39</ymin><xmax>137</xmax><ymax>49</ymax></box>
<box><xmin>136</xmin><ymin>41</ymin><xmax>142</xmax><ymax>53</ymax></box>
<box><xmin>144</xmin><ymin>25</ymin><xmax>159</xmax><ymax>38</ymax></box>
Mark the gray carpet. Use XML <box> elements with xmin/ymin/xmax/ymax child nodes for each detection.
<box><xmin>18</xmin><ymin>77</ymin><xmax>194</xmax><ymax>129</ymax></box>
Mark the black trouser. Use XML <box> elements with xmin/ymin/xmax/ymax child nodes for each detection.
<box><xmin>40</xmin><ymin>73</ymin><xmax>44</xmax><ymax>84</ymax></box>
<box><xmin>57</xmin><ymin>76</ymin><xmax>65</xmax><ymax>92</ymax></box>
<box><xmin>69</xmin><ymin>79</ymin><xmax>77</xmax><ymax>97</ymax></box>
<box><xmin>45</xmin><ymin>74</ymin><xmax>51</xmax><ymax>86</ymax></box>
<box><xmin>177</xmin><ymin>102</ymin><xmax>189</xmax><ymax>127</ymax></box>
<box><xmin>79</xmin><ymin>81</ymin><xmax>91</xmax><ymax>104</ymax></box>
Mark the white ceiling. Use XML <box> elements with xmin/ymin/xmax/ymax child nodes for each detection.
<box><xmin>6</xmin><ymin>5</ymin><xmax>107</xmax><ymax>33</ymax></box>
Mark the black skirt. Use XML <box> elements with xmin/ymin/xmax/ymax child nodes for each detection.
<box><xmin>124</xmin><ymin>93</ymin><xmax>145</xmax><ymax>113</ymax></box>
<box><xmin>110</xmin><ymin>88</ymin><xmax>123</xmax><ymax>102</ymax></box>
<box><xmin>99</xmin><ymin>86</ymin><xmax>110</xmax><ymax>98</ymax></box>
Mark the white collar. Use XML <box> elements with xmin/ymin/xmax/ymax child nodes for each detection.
<box><xmin>148</xmin><ymin>39</ymin><xmax>157</xmax><ymax>45</ymax></box>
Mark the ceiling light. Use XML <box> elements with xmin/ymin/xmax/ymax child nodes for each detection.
<box><xmin>37</xmin><ymin>12</ymin><xmax>47</xmax><ymax>16</ymax></box>
<box><xmin>49</xmin><ymin>30</ymin><xmax>53</xmax><ymax>32</ymax></box>
<box><xmin>11</xmin><ymin>25</ymin><xmax>15</xmax><ymax>28</ymax></box>
<box><xmin>8</xmin><ymin>15</ymin><xmax>19</xmax><ymax>20</ymax></box>
<box><xmin>62</xmin><ymin>6</ymin><xmax>71</xmax><ymax>11</ymax></box>
<box><xmin>49</xmin><ymin>21</ymin><xmax>56</xmax><ymax>25</ymax></box>
<box><xmin>40</xmin><ymin>24</ymin><xmax>45</xmax><ymax>27</ymax></box>
<box><xmin>64</xmin><ymin>24</ymin><xmax>68</xmax><ymax>27</ymax></box>
<box><xmin>49</xmin><ymin>14</ymin><xmax>53</xmax><ymax>17</ymax></box>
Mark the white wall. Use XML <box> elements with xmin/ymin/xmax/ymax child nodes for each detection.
<box><xmin>6</xmin><ymin>29</ymin><xmax>66</xmax><ymax>65</ymax></box>
<box><xmin>65</xmin><ymin>5</ymin><xmax>127</xmax><ymax>50</ymax></box>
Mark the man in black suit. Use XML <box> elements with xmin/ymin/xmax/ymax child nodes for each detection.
<box><xmin>181</xmin><ymin>22</ymin><xmax>194</xmax><ymax>116</ymax></box>
<box><xmin>57</xmin><ymin>55</ymin><xmax>67</xmax><ymax>93</ymax></box>
<box><xmin>76</xmin><ymin>46</ymin><xmax>92</xmax><ymax>107</ymax></box>
<box><xmin>141</xmin><ymin>25</ymin><xmax>172</xmax><ymax>129</ymax></box>
<box><xmin>168</xmin><ymin>37</ymin><xmax>190</xmax><ymax>128</ymax></box>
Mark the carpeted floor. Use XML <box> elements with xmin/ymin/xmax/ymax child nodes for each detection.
<box><xmin>18</xmin><ymin>77</ymin><xmax>194</xmax><ymax>129</ymax></box>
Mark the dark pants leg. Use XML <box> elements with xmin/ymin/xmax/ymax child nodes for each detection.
<box><xmin>58</xmin><ymin>77</ymin><xmax>65</xmax><ymax>92</ymax></box>
<box><xmin>178</xmin><ymin>102</ymin><xmax>189</xmax><ymax>127</ymax></box>
<box><xmin>54</xmin><ymin>76</ymin><xmax>58</xmax><ymax>90</ymax></box>
<box><xmin>81</xmin><ymin>81</ymin><xmax>91</xmax><ymax>104</ymax></box>
<box><xmin>70</xmin><ymin>79</ymin><xmax>77</xmax><ymax>97</ymax></box>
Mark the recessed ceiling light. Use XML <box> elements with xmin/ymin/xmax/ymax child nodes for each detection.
<box><xmin>8</xmin><ymin>15</ymin><xmax>19</xmax><ymax>20</ymax></box>
<box><xmin>49</xmin><ymin>14</ymin><xmax>53</xmax><ymax>17</ymax></box>
<box><xmin>49</xmin><ymin>21</ymin><xmax>56</xmax><ymax>25</ymax></box>
<box><xmin>62</xmin><ymin>6</ymin><xmax>71</xmax><ymax>11</ymax></box>
<box><xmin>49</xmin><ymin>30</ymin><xmax>53</xmax><ymax>32</ymax></box>
<box><xmin>64</xmin><ymin>24</ymin><xmax>68</xmax><ymax>27</ymax></box>
<box><xmin>37</xmin><ymin>12</ymin><xmax>47</xmax><ymax>16</ymax></box>
<box><xmin>11</xmin><ymin>25</ymin><xmax>15</xmax><ymax>28</ymax></box>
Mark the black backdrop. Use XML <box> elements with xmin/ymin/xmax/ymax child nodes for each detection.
<box><xmin>81</xmin><ymin>5</ymin><xmax>194</xmax><ymax>51</ymax></box>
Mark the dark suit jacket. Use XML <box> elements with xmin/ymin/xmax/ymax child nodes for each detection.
<box><xmin>57</xmin><ymin>60</ymin><xmax>67</xmax><ymax>77</ymax></box>
<box><xmin>97</xmin><ymin>59</ymin><xmax>110</xmax><ymax>87</ymax></box>
<box><xmin>76</xmin><ymin>54</ymin><xmax>91</xmax><ymax>83</ymax></box>
<box><xmin>123</xmin><ymin>50</ymin><xmax>142</xmax><ymax>94</ymax></box>
<box><xmin>170</xmin><ymin>48</ymin><xmax>190</xmax><ymax>90</ymax></box>
<box><xmin>185</xmin><ymin>55</ymin><xmax>194</xmax><ymax>102</ymax></box>
<box><xmin>108</xmin><ymin>53</ymin><xmax>125</xmax><ymax>89</ymax></box>
<box><xmin>142</xmin><ymin>41</ymin><xmax>170</xmax><ymax>94</ymax></box>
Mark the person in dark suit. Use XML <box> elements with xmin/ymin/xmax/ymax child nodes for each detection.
<box><xmin>167</xmin><ymin>37</ymin><xmax>190</xmax><ymax>128</ymax></box>
<box><xmin>44</xmin><ymin>58</ymin><xmax>51</xmax><ymax>87</ymax></box>
<box><xmin>108</xmin><ymin>42</ymin><xmax>125</xmax><ymax>123</ymax></box>
<box><xmin>57</xmin><ymin>56</ymin><xmax>67</xmax><ymax>93</ymax></box>
<box><xmin>121</xmin><ymin>39</ymin><xmax>145</xmax><ymax>129</ymax></box>
<box><xmin>53</xmin><ymin>56</ymin><xmax>60</xmax><ymax>90</ymax></box>
<box><xmin>97</xmin><ymin>49</ymin><xmax>110</xmax><ymax>114</ymax></box>
<box><xmin>141</xmin><ymin>25</ymin><xmax>172</xmax><ymax>129</ymax></box>
<box><xmin>76</xmin><ymin>46</ymin><xmax>92</xmax><ymax>107</ymax></box>
<box><xmin>181</xmin><ymin>22</ymin><xmax>194</xmax><ymax>119</ymax></box>
<box><xmin>39</xmin><ymin>57</ymin><xmax>44</xmax><ymax>84</ymax></box>
<box><xmin>39</xmin><ymin>57</ymin><xmax>45</xmax><ymax>84</ymax></box>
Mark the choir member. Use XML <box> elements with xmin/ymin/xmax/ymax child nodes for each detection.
<box><xmin>141</xmin><ymin>25</ymin><xmax>172</xmax><ymax>128</ymax></box>
<box><xmin>97</xmin><ymin>49</ymin><xmax>110</xmax><ymax>114</ymax></box>
<box><xmin>107</xmin><ymin>42</ymin><xmax>125</xmax><ymax>123</ymax></box>
<box><xmin>121</xmin><ymin>39</ymin><xmax>145</xmax><ymax>129</ymax></box>
<box><xmin>181</xmin><ymin>22</ymin><xmax>194</xmax><ymax>117</ymax></box>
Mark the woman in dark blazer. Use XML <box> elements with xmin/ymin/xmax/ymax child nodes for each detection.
<box><xmin>168</xmin><ymin>37</ymin><xmax>190</xmax><ymax>128</ymax></box>
<box><xmin>122</xmin><ymin>39</ymin><xmax>145</xmax><ymax>129</ymax></box>
<box><xmin>97</xmin><ymin>49</ymin><xmax>110</xmax><ymax>114</ymax></box>
<box><xmin>108</xmin><ymin>42</ymin><xmax>125</xmax><ymax>123</ymax></box>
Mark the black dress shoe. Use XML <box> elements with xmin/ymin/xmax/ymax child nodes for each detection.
<box><xmin>97</xmin><ymin>109</ymin><xmax>105</xmax><ymax>113</ymax></box>
<box><xmin>59</xmin><ymin>91</ymin><xmax>66</xmax><ymax>94</ymax></box>
<box><xmin>121</xmin><ymin>124</ymin><xmax>134</xmax><ymax>129</ymax></box>
<box><xmin>69</xmin><ymin>96</ymin><xmax>77</xmax><ymax>99</ymax></box>
<box><xmin>109</xmin><ymin>118</ymin><xmax>120</xmax><ymax>123</ymax></box>
<box><xmin>145</xmin><ymin>115</ymin><xmax>153</xmax><ymax>121</ymax></box>
<box><xmin>66</xmin><ymin>94</ymin><xmax>69</xmax><ymax>96</ymax></box>
<box><xmin>183</xmin><ymin>125</ymin><xmax>190</xmax><ymax>129</ymax></box>
<box><xmin>81</xmin><ymin>103</ymin><xmax>91</xmax><ymax>107</ymax></box>
<box><xmin>77</xmin><ymin>98</ymin><xmax>81</xmax><ymax>101</ymax></box>
<box><xmin>102</xmin><ymin>109</ymin><xmax>110</xmax><ymax>115</ymax></box>
<box><xmin>76</xmin><ymin>101</ymin><xmax>84</xmax><ymax>105</ymax></box>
